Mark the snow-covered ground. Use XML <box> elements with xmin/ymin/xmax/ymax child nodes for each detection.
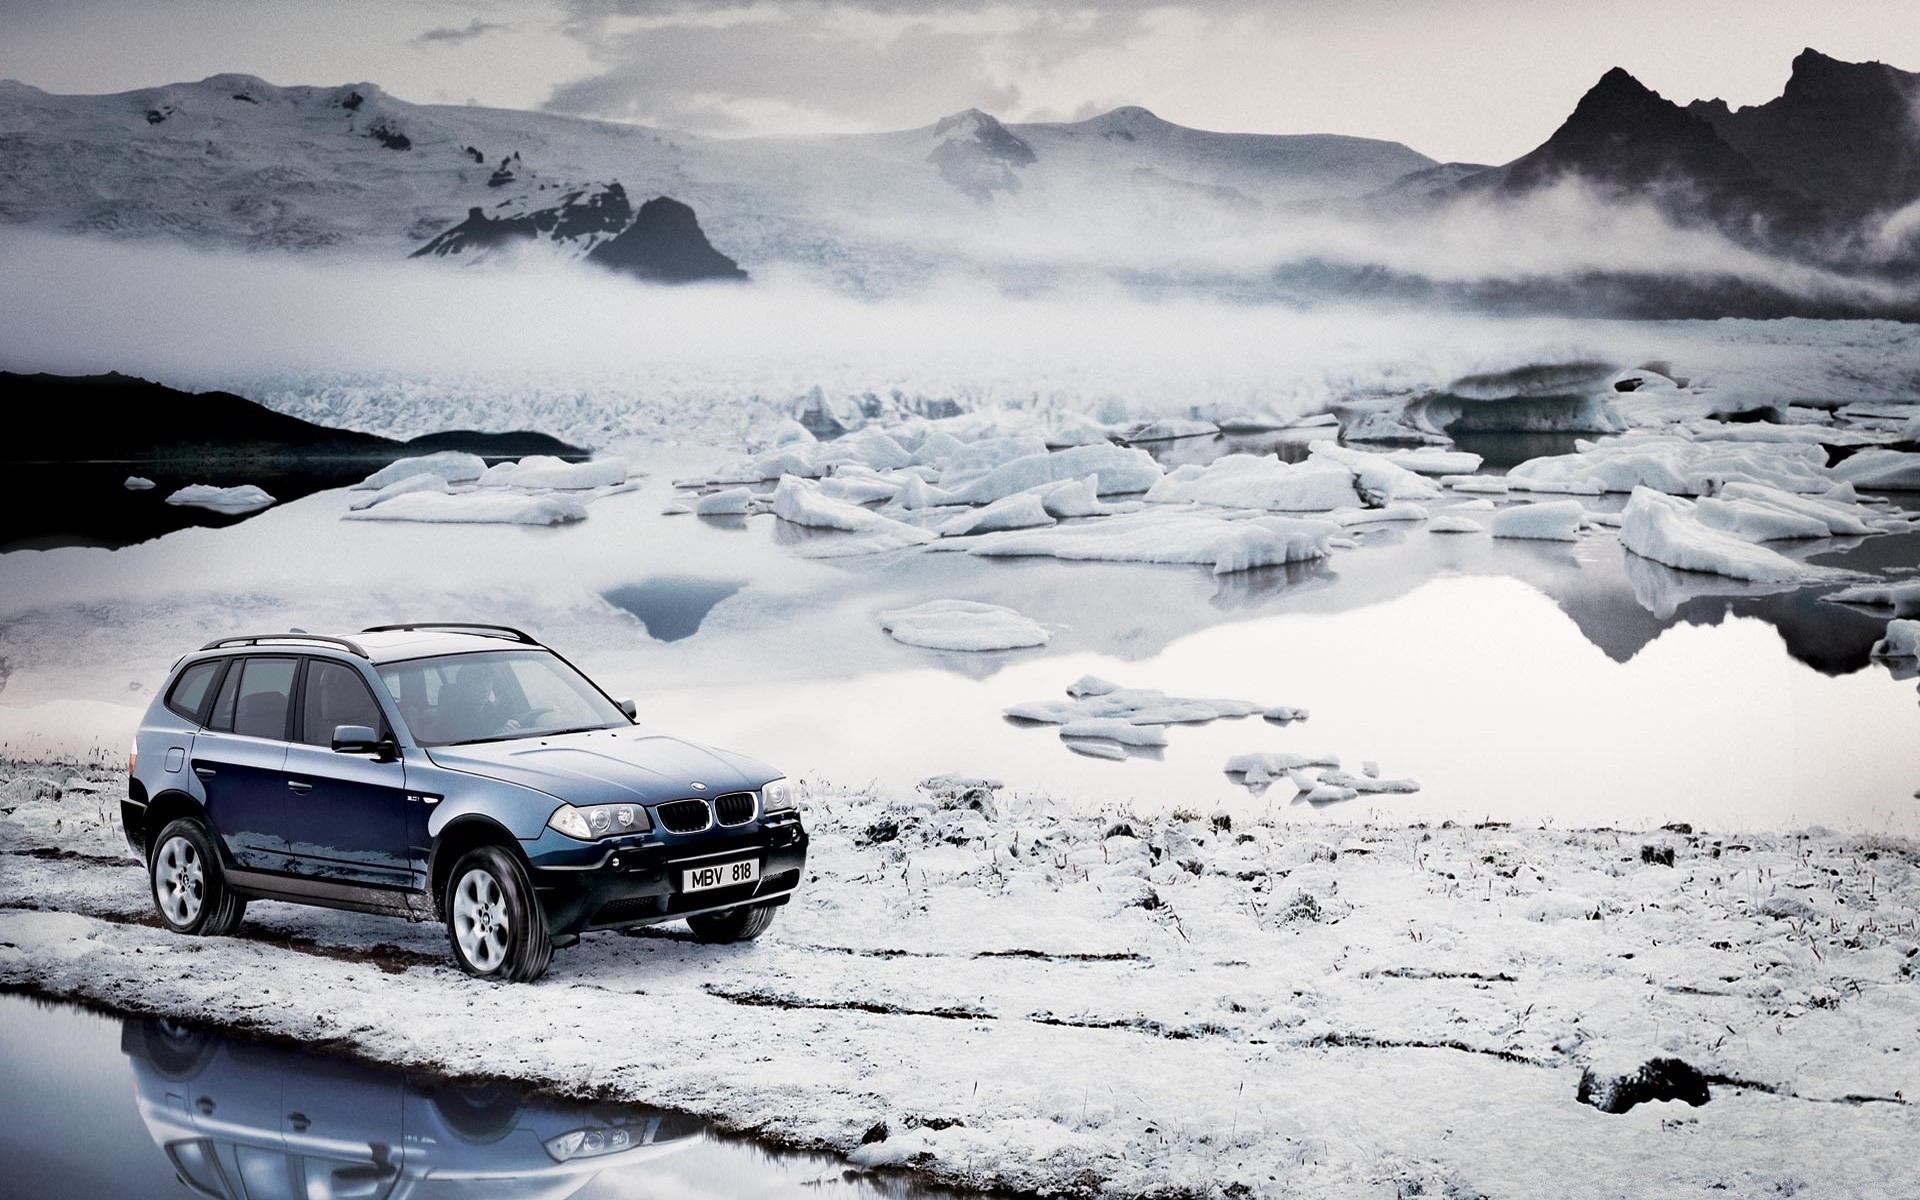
<box><xmin>4</xmin><ymin>761</ymin><xmax>1917</xmax><ymax>1198</ymax></box>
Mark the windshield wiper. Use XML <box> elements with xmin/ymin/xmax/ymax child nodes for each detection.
<box><xmin>446</xmin><ymin>723</ymin><xmax>620</xmax><ymax>747</ymax></box>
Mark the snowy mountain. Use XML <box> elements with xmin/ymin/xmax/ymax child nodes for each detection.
<box><xmin>410</xmin><ymin>181</ymin><xmax>636</xmax><ymax>261</ymax></box>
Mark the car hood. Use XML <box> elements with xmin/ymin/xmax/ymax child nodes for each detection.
<box><xmin>425</xmin><ymin>729</ymin><xmax>777</xmax><ymax>805</ymax></box>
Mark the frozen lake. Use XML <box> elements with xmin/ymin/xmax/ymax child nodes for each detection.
<box><xmin>0</xmin><ymin>442</ymin><xmax>1914</xmax><ymax>833</ymax></box>
<box><xmin>0</xmin><ymin>992</ymin><xmax>973</xmax><ymax>1200</ymax></box>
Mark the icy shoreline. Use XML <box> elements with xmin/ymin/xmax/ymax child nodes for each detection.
<box><xmin>4</xmin><ymin>759</ymin><xmax>1917</xmax><ymax>1198</ymax></box>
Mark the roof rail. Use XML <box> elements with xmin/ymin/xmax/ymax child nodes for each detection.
<box><xmin>360</xmin><ymin>623</ymin><xmax>539</xmax><ymax>645</ymax></box>
<box><xmin>200</xmin><ymin>633</ymin><xmax>371</xmax><ymax>658</ymax></box>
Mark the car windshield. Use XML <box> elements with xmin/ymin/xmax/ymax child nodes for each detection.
<box><xmin>377</xmin><ymin>649</ymin><xmax>629</xmax><ymax>747</ymax></box>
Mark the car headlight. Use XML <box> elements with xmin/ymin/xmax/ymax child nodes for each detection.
<box><xmin>544</xmin><ymin>1126</ymin><xmax>639</xmax><ymax>1162</ymax></box>
<box><xmin>760</xmin><ymin>777</ymin><xmax>799</xmax><ymax>812</ymax></box>
<box><xmin>547</xmin><ymin>802</ymin><xmax>652</xmax><ymax>840</ymax></box>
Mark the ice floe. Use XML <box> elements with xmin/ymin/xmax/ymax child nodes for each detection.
<box><xmin>1122</xmin><ymin>417</ymin><xmax>1218</xmax><ymax>442</ymax></box>
<box><xmin>1831</xmin><ymin>449</ymin><xmax>1920</xmax><ymax>491</ymax></box>
<box><xmin>969</xmin><ymin>510</ymin><xmax>1336</xmax><ymax>575</ymax></box>
<box><xmin>1489</xmin><ymin>500</ymin><xmax>1585</xmax><ymax>541</ymax></box>
<box><xmin>346</xmin><ymin>472</ymin><xmax>450</xmax><ymax>511</ymax></box>
<box><xmin>876</xmin><ymin>600</ymin><xmax>1049</xmax><ymax>651</ymax></box>
<box><xmin>164</xmin><ymin>483</ymin><xmax>275</xmax><ymax>513</ymax></box>
<box><xmin>1384</xmin><ymin>448</ymin><xmax>1485</xmax><ymax>475</ymax></box>
<box><xmin>1871</xmin><ymin>619</ymin><xmax>1920</xmax><ymax>659</ymax></box>
<box><xmin>480</xmin><ymin>455</ymin><xmax>630</xmax><ymax>490</ymax></box>
<box><xmin>354</xmin><ymin>451</ymin><xmax>486</xmax><ymax>490</ymax></box>
<box><xmin>122</xmin><ymin>476</ymin><xmax>154</xmax><ymax>490</ymax></box>
<box><xmin>1619</xmin><ymin>488</ymin><xmax>1821</xmax><ymax>583</ymax></box>
<box><xmin>1005</xmin><ymin>677</ymin><xmax>1279</xmax><ymax>758</ymax></box>
<box><xmin>938</xmin><ymin>444</ymin><xmax>1162</xmax><ymax>504</ymax></box>
<box><xmin>771</xmin><ymin>477</ymin><xmax>933</xmax><ymax>552</ymax></box>
<box><xmin>341</xmin><ymin>491</ymin><xmax>587</xmax><ymax>525</ymax></box>
<box><xmin>937</xmin><ymin>492</ymin><xmax>1055</xmax><ymax>537</ymax></box>
<box><xmin>1428</xmin><ymin>514</ymin><xmax>1485</xmax><ymax>533</ymax></box>
<box><xmin>1822</xmin><ymin>581</ymin><xmax>1920</xmax><ymax>618</ymax></box>
<box><xmin>694</xmin><ymin>486</ymin><xmax>755</xmax><ymax>515</ymax></box>
<box><xmin>1508</xmin><ymin>437</ymin><xmax>1836</xmax><ymax>496</ymax></box>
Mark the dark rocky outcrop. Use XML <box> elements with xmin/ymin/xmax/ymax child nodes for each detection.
<box><xmin>366</xmin><ymin>118</ymin><xmax>411</xmax><ymax>151</ymax></box>
<box><xmin>927</xmin><ymin>109</ymin><xmax>1036</xmax><ymax>200</ymax></box>
<box><xmin>411</xmin><ymin>182</ymin><xmax>635</xmax><ymax>258</ymax></box>
<box><xmin>1576</xmin><ymin>1057</ymin><xmax>1712</xmax><ymax>1114</ymax></box>
<box><xmin>585</xmin><ymin>196</ymin><xmax>748</xmax><ymax>283</ymax></box>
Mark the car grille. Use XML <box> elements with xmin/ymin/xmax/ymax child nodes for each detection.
<box><xmin>713</xmin><ymin>791</ymin><xmax>756</xmax><ymax>826</ymax></box>
<box><xmin>656</xmin><ymin>798</ymin><xmax>711</xmax><ymax>834</ymax></box>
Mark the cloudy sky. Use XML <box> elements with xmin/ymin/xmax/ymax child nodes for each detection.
<box><xmin>2</xmin><ymin>0</ymin><xmax>1915</xmax><ymax>163</ymax></box>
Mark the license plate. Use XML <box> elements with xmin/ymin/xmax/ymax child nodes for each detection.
<box><xmin>681</xmin><ymin>858</ymin><xmax>760</xmax><ymax>893</ymax></box>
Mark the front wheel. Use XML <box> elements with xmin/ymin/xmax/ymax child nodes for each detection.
<box><xmin>149</xmin><ymin>819</ymin><xmax>246</xmax><ymax>936</ymax></box>
<box><xmin>686</xmin><ymin>904</ymin><xmax>779</xmax><ymax>943</ymax></box>
<box><xmin>444</xmin><ymin>846</ymin><xmax>552</xmax><ymax>982</ymax></box>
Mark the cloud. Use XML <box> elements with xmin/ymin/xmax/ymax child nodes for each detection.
<box><xmin>542</xmin><ymin>1</ymin><xmax>1151</xmax><ymax>134</ymax></box>
<box><xmin>412</xmin><ymin>17</ymin><xmax>512</xmax><ymax>48</ymax></box>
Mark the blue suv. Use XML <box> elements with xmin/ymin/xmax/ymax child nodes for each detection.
<box><xmin>125</xmin><ymin>624</ymin><xmax>807</xmax><ymax>982</ymax></box>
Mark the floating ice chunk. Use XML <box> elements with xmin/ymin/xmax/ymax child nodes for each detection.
<box><xmin>937</xmin><ymin>436</ymin><xmax>1052</xmax><ymax>483</ymax></box>
<box><xmin>1686</xmin><ymin>420</ymin><xmax>1890</xmax><ymax>446</ymax></box>
<box><xmin>1287</xmin><ymin>413</ymin><xmax>1341</xmax><ymax>429</ymax></box>
<box><xmin>165</xmin><ymin>484</ymin><xmax>275</xmax><ymax>513</ymax></box>
<box><xmin>1330</xmin><ymin>502</ymin><xmax>1428</xmax><ymax>526</ymax></box>
<box><xmin>1043</xmin><ymin>413</ymin><xmax>1116</xmax><ymax>449</ymax></box>
<box><xmin>1714</xmin><ymin>482</ymin><xmax>1880</xmax><ymax>536</ymax></box>
<box><xmin>1124</xmin><ymin>417</ymin><xmax>1218</xmax><ymax>442</ymax></box>
<box><xmin>1871</xmin><ymin>619</ymin><xmax>1920</xmax><ymax>659</ymax></box>
<box><xmin>1318</xmin><ymin>770</ymin><xmax>1421</xmax><ymax>794</ymax></box>
<box><xmin>347</xmin><ymin>472</ymin><xmax>448</xmax><ymax>511</ymax></box>
<box><xmin>482</xmin><ymin>455</ymin><xmax>628</xmax><ymax>490</ymax></box>
<box><xmin>1064</xmin><ymin>739</ymin><xmax>1128</xmax><ymax>760</ymax></box>
<box><xmin>1695</xmin><ymin>496</ymin><xmax>1831</xmax><ymax>541</ymax></box>
<box><xmin>1822</xmin><ymin>581</ymin><xmax>1920</xmax><ymax>617</ymax></box>
<box><xmin>1490</xmin><ymin>500</ymin><xmax>1584</xmax><ymax>541</ymax></box>
<box><xmin>1384</xmin><ymin>448</ymin><xmax>1484</xmax><ymax>475</ymax></box>
<box><xmin>1224</xmin><ymin>751</ymin><xmax>1340</xmax><ymax>776</ymax></box>
<box><xmin>818</xmin><ymin>475</ymin><xmax>901</xmax><ymax>504</ymax></box>
<box><xmin>343</xmin><ymin>491</ymin><xmax>586</xmax><ymax>525</ymax></box>
<box><xmin>888</xmin><ymin>474</ymin><xmax>935</xmax><ymax>511</ymax></box>
<box><xmin>1428</xmin><ymin>515</ymin><xmax>1484</xmax><ymax>533</ymax></box>
<box><xmin>877</xmin><ymin>600</ymin><xmax>1049</xmax><ymax>651</ymax></box>
<box><xmin>971</xmin><ymin>511</ymin><xmax>1335</xmax><ymax>575</ymax></box>
<box><xmin>1307</xmin><ymin>441</ymin><xmax>1445</xmax><ymax>504</ymax></box>
<box><xmin>660</xmin><ymin>502</ymin><xmax>691</xmax><ymax>515</ymax></box>
<box><xmin>1831</xmin><ymin>449</ymin><xmax>1920</xmax><ymax>491</ymax></box>
<box><xmin>938</xmin><ymin>492</ymin><xmax>1056</xmax><ymax>537</ymax></box>
<box><xmin>759</xmin><ymin>418</ymin><xmax>815</xmax><ymax>449</ymax></box>
<box><xmin>1058</xmin><ymin>719</ymin><xmax>1168</xmax><ymax>747</ymax></box>
<box><xmin>1303</xmin><ymin>783</ymin><xmax>1359</xmax><ymax>804</ymax></box>
<box><xmin>1619</xmin><ymin>488</ymin><xmax>1812</xmax><ymax>582</ymax></box>
<box><xmin>1146</xmin><ymin>454</ymin><xmax>1362</xmax><ymax>512</ymax></box>
<box><xmin>1217</xmin><ymin>413</ymin><xmax>1289</xmax><ymax>433</ymax></box>
<box><xmin>123</xmin><ymin>476</ymin><xmax>155</xmax><ymax>490</ymax></box>
<box><xmin>771</xmin><ymin>477</ymin><xmax>933</xmax><ymax>550</ymax></box>
<box><xmin>1445</xmin><ymin>476</ymin><xmax>1509</xmax><ymax>494</ymax></box>
<box><xmin>695</xmin><ymin>487</ymin><xmax>755</xmax><ymax>515</ymax></box>
<box><xmin>941</xmin><ymin>444</ymin><xmax>1162</xmax><ymax>504</ymax></box>
<box><xmin>1508</xmin><ymin>436</ymin><xmax>1833</xmax><ymax>496</ymax></box>
<box><xmin>1455</xmin><ymin>498</ymin><xmax>1497</xmax><ymax>511</ymax></box>
<box><xmin>1036</xmin><ymin>477</ymin><xmax>1103</xmax><ymax>518</ymax></box>
<box><xmin>354</xmin><ymin>451</ymin><xmax>485</xmax><ymax>489</ymax></box>
<box><xmin>1262</xmin><ymin>705</ymin><xmax>1309</xmax><ymax>723</ymax></box>
<box><xmin>1067</xmin><ymin>675</ymin><xmax>1119</xmax><ymax>697</ymax></box>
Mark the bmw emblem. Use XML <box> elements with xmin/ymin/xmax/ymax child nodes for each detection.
<box><xmin>689</xmin><ymin>781</ymin><xmax>707</xmax><ymax>791</ymax></box>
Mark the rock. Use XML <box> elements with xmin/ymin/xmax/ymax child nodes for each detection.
<box><xmin>585</xmin><ymin>196</ymin><xmax>749</xmax><ymax>284</ymax></box>
<box><xmin>1576</xmin><ymin>1057</ymin><xmax>1712</xmax><ymax>1114</ymax></box>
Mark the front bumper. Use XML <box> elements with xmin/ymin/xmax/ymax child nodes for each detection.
<box><xmin>524</xmin><ymin>811</ymin><xmax>808</xmax><ymax>936</ymax></box>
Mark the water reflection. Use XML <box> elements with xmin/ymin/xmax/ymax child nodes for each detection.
<box><xmin>122</xmin><ymin>1013</ymin><xmax>699</xmax><ymax>1200</ymax></box>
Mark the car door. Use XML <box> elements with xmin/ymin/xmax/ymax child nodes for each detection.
<box><xmin>190</xmin><ymin>656</ymin><xmax>297</xmax><ymax>873</ymax></box>
<box><xmin>281</xmin><ymin>657</ymin><xmax>414</xmax><ymax>890</ymax></box>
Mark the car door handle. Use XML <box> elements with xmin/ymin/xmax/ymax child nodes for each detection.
<box><xmin>193</xmin><ymin>766</ymin><xmax>216</xmax><ymax>779</ymax></box>
<box><xmin>287</xmin><ymin>1112</ymin><xmax>310</xmax><ymax>1133</ymax></box>
<box><xmin>287</xmin><ymin>780</ymin><xmax>313</xmax><ymax>794</ymax></box>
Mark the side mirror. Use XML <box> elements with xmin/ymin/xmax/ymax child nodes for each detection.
<box><xmin>332</xmin><ymin>724</ymin><xmax>383</xmax><ymax>754</ymax></box>
<box><xmin>615</xmin><ymin>698</ymin><xmax>637</xmax><ymax>720</ymax></box>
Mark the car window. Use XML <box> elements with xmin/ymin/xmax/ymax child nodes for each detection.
<box><xmin>167</xmin><ymin>660</ymin><xmax>224</xmax><ymax>723</ymax></box>
<box><xmin>231</xmin><ymin>657</ymin><xmax>298</xmax><ymax>741</ymax></box>
<box><xmin>378</xmin><ymin>649</ymin><xmax>628</xmax><ymax>746</ymax></box>
<box><xmin>299</xmin><ymin>660</ymin><xmax>386</xmax><ymax>746</ymax></box>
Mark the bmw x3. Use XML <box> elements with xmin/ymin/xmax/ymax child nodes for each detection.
<box><xmin>125</xmin><ymin>624</ymin><xmax>807</xmax><ymax>981</ymax></box>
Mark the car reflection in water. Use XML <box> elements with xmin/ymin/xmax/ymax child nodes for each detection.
<box><xmin>122</xmin><ymin>1014</ymin><xmax>702</xmax><ymax>1200</ymax></box>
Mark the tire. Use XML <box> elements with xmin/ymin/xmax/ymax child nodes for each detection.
<box><xmin>444</xmin><ymin>845</ymin><xmax>552</xmax><ymax>983</ymax></box>
<box><xmin>686</xmin><ymin>903</ymin><xmax>779</xmax><ymax>943</ymax></box>
<box><xmin>149</xmin><ymin>818</ymin><xmax>247</xmax><ymax>936</ymax></box>
<box><xmin>429</xmin><ymin>1082</ymin><xmax>523</xmax><ymax>1143</ymax></box>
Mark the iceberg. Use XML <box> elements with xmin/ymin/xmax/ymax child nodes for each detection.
<box><xmin>694</xmin><ymin>487</ymin><xmax>755</xmax><ymax>515</ymax></box>
<box><xmin>771</xmin><ymin>477</ymin><xmax>933</xmax><ymax>550</ymax></box>
<box><xmin>971</xmin><ymin>511</ymin><xmax>1336</xmax><ymax>575</ymax></box>
<box><xmin>939</xmin><ymin>444</ymin><xmax>1162</xmax><ymax>504</ymax></box>
<box><xmin>164</xmin><ymin>483</ymin><xmax>275</xmax><ymax>514</ymax></box>
<box><xmin>480</xmin><ymin>455</ymin><xmax>629</xmax><ymax>490</ymax></box>
<box><xmin>1507</xmin><ymin>437</ymin><xmax>1834</xmax><ymax>496</ymax></box>
<box><xmin>342</xmin><ymin>491</ymin><xmax>587</xmax><ymax>525</ymax></box>
<box><xmin>938</xmin><ymin>492</ymin><xmax>1056</xmax><ymax>536</ymax></box>
<box><xmin>876</xmin><ymin>600</ymin><xmax>1049</xmax><ymax>651</ymax></box>
<box><xmin>1871</xmin><ymin>619</ymin><xmax>1920</xmax><ymax>659</ymax></box>
<box><xmin>354</xmin><ymin>451</ymin><xmax>485</xmax><ymax>490</ymax></box>
<box><xmin>1489</xmin><ymin>500</ymin><xmax>1584</xmax><ymax>541</ymax></box>
<box><xmin>1618</xmin><ymin>487</ymin><xmax>1813</xmax><ymax>582</ymax></box>
<box><xmin>346</xmin><ymin>472</ymin><xmax>449</xmax><ymax>511</ymax></box>
<box><xmin>1822</xmin><ymin>581</ymin><xmax>1920</xmax><ymax>618</ymax></box>
<box><xmin>123</xmin><ymin>476</ymin><xmax>155</xmax><ymax>490</ymax></box>
<box><xmin>1830</xmin><ymin>449</ymin><xmax>1920</xmax><ymax>491</ymax></box>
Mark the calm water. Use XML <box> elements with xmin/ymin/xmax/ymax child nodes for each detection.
<box><xmin>0</xmin><ymin>992</ymin><xmax>972</xmax><ymax>1200</ymax></box>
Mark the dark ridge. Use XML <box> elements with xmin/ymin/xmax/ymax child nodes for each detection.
<box><xmin>585</xmin><ymin>195</ymin><xmax>749</xmax><ymax>283</ymax></box>
<box><xmin>412</xmin><ymin>181</ymin><xmax>632</xmax><ymax>258</ymax></box>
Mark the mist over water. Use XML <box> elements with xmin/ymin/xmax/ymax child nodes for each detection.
<box><xmin>1</xmin><ymin>230</ymin><xmax>1916</xmax><ymax>446</ymax></box>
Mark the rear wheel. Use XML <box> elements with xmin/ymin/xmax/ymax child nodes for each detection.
<box><xmin>149</xmin><ymin>819</ymin><xmax>246</xmax><ymax>936</ymax></box>
<box><xmin>444</xmin><ymin>845</ymin><xmax>552</xmax><ymax>982</ymax></box>
<box><xmin>686</xmin><ymin>904</ymin><xmax>778</xmax><ymax>943</ymax></box>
